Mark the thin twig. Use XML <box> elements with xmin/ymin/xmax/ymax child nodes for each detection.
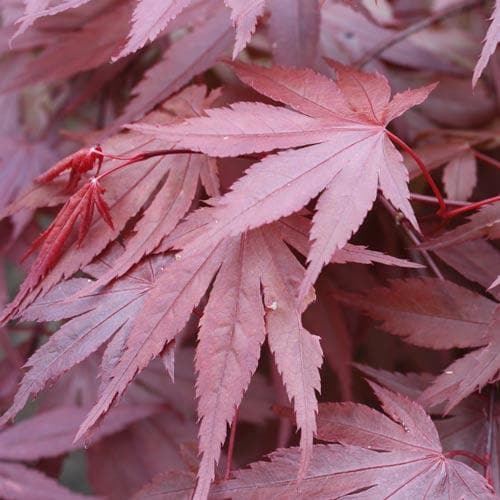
<box><xmin>379</xmin><ymin>195</ymin><xmax>445</xmax><ymax>280</ymax></box>
<box><xmin>473</xmin><ymin>149</ymin><xmax>500</xmax><ymax>171</ymax></box>
<box><xmin>410</xmin><ymin>193</ymin><xmax>469</xmax><ymax>207</ymax></box>
<box><xmin>356</xmin><ymin>0</ymin><xmax>487</xmax><ymax>67</ymax></box>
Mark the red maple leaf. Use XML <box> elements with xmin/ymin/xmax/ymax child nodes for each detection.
<box><xmin>132</xmin><ymin>62</ymin><xmax>435</xmax><ymax>299</ymax></box>
<box><xmin>0</xmin><ymin>242</ymin><xmax>171</xmax><ymax>425</ymax></box>
<box><xmin>336</xmin><ymin>278</ymin><xmax>500</xmax><ymax>412</ymax></box>
<box><xmin>208</xmin><ymin>384</ymin><xmax>495</xmax><ymax>499</ymax></box>
<box><xmin>356</xmin><ymin>365</ymin><xmax>500</xmax><ymax>490</ymax></box>
<box><xmin>0</xmin><ymin>403</ymin><xmax>161</xmax><ymax>500</ymax></box>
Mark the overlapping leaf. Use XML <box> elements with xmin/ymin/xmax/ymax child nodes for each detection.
<box><xmin>421</xmin><ymin>203</ymin><xmax>500</xmax><ymax>250</ymax></box>
<box><xmin>473</xmin><ymin>0</ymin><xmax>500</xmax><ymax>86</ymax></box>
<box><xmin>209</xmin><ymin>384</ymin><xmax>495</xmax><ymax>499</ymax></box>
<box><xmin>0</xmin><ymin>404</ymin><xmax>161</xmax><ymax>500</ymax></box>
<box><xmin>358</xmin><ymin>365</ymin><xmax>500</xmax><ymax>490</ymax></box>
<box><xmin>0</xmin><ymin>243</ymin><xmax>171</xmax><ymax>425</ymax></box>
<box><xmin>0</xmin><ymin>86</ymin><xmax>216</xmax><ymax>324</ymax></box>
<box><xmin>133</xmin><ymin>62</ymin><xmax>434</xmax><ymax>297</ymax></box>
<box><xmin>1</xmin><ymin>2</ymin><xmax>133</xmax><ymax>93</ymax></box>
<box><xmin>73</xmin><ymin>220</ymin><xmax>322</xmax><ymax>500</ymax></box>
<box><xmin>118</xmin><ymin>0</ymin><xmax>265</xmax><ymax>59</ymax></box>
<box><xmin>68</xmin><ymin>208</ymin><xmax>421</xmax><ymax>498</ymax></box>
<box><xmin>337</xmin><ymin>278</ymin><xmax>500</xmax><ymax>412</ymax></box>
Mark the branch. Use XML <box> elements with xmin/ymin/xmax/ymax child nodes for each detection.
<box><xmin>356</xmin><ymin>0</ymin><xmax>487</xmax><ymax>68</ymax></box>
<box><xmin>379</xmin><ymin>195</ymin><xmax>445</xmax><ymax>280</ymax></box>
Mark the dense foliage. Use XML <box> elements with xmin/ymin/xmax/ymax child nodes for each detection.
<box><xmin>1</xmin><ymin>1</ymin><xmax>500</xmax><ymax>498</ymax></box>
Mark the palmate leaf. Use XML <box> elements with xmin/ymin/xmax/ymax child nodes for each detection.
<box><xmin>209</xmin><ymin>384</ymin><xmax>495</xmax><ymax>499</ymax></box>
<box><xmin>0</xmin><ymin>404</ymin><xmax>160</xmax><ymax>500</ymax></box>
<box><xmin>0</xmin><ymin>243</ymin><xmax>172</xmax><ymax>425</ymax></box>
<box><xmin>73</xmin><ymin>220</ymin><xmax>322</xmax><ymax>500</ymax></box>
<box><xmin>70</xmin><ymin>209</ymin><xmax>421</xmax><ymax>498</ymax></box>
<box><xmin>337</xmin><ymin>278</ymin><xmax>500</xmax><ymax>412</ymax></box>
<box><xmin>132</xmin><ymin>62</ymin><xmax>435</xmax><ymax>299</ymax></box>
<box><xmin>356</xmin><ymin>365</ymin><xmax>500</xmax><ymax>490</ymax></box>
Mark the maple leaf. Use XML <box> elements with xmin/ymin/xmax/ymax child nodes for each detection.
<box><xmin>433</xmin><ymin>239</ymin><xmax>500</xmax><ymax>301</ymax></box>
<box><xmin>418</xmin><ymin>306</ymin><xmax>500</xmax><ymax>413</ymax></box>
<box><xmin>421</xmin><ymin>203</ymin><xmax>500</xmax><ymax>250</ymax></box>
<box><xmin>33</xmin><ymin>145</ymin><xmax>103</xmax><ymax>192</ymax></box>
<box><xmin>0</xmin><ymin>2</ymin><xmax>133</xmax><ymax>93</ymax></box>
<box><xmin>132</xmin><ymin>62</ymin><xmax>435</xmax><ymax>298</ymax></box>
<box><xmin>337</xmin><ymin>277</ymin><xmax>500</xmax><ymax>412</ymax></box>
<box><xmin>436</xmin><ymin>393</ymin><xmax>500</xmax><ymax>490</ymax></box>
<box><xmin>279</xmin><ymin>213</ymin><xmax>423</xmax><ymax>270</ymax></box>
<box><xmin>325</xmin><ymin>2</ymin><xmax>464</xmax><ymax>73</ymax></box>
<box><xmin>0</xmin><ymin>243</ymin><xmax>171</xmax><ymax>425</ymax></box>
<box><xmin>0</xmin><ymin>404</ymin><xmax>160</xmax><ymax>500</ymax></box>
<box><xmin>210</xmin><ymin>384</ymin><xmax>495</xmax><ymax>499</ymax></box>
<box><xmin>116</xmin><ymin>8</ymin><xmax>233</xmax><ymax>127</ymax></box>
<box><xmin>14</xmin><ymin>0</ymin><xmax>93</xmax><ymax>38</ymax></box>
<box><xmin>118</xmin><ymin>0</ymin><xmax>264</xmax><ymax>60</ymax></box>
<box><xmin>72</xmin><ymin>221</ymin><xmax>321</xmax><ymax>500</ymax></box>
<box><xmin>473</xmin><ymin>0</ymin><xmax>500</xmax><ymax>86</ymax></box>
<box><xmin>356</xmin><ymin>365</ymin><xmax>500</xmax><ymax>490</ymax></box>
<box><xmin>69</xmin><ymin>207</ymin><xmax>422</xmax><ymax>498</ymax></box>
<box><xmin>225</xmin><ymin>0</ymin><xmax>265</xmax><ymax>58</ymax></box>
<box><xmin>116</xmin><ymin>0</ymin><xmax>195</xmax><ymax>59</ymax></box>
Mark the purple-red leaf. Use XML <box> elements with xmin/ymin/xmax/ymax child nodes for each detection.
<box><xmin>133</xmin><ymin>63</ymin><xmax>433</xmax><ymax>296</ymax></box>
<box><xmin>211</xmin><ymin>385</ymin><xmax>494</xmax><ymax>499</ymax></box>
<box><xmin>473</xmin><ymin>0</ymin><xmax>500</xmax><ymax>86</ymax></box>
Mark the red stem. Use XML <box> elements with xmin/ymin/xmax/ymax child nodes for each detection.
<box><xmin>225</xmin><ymin>407</ymin><xmax>239</xmax><ymax>480</ymax></box>
<box><xmin>95</xmin><ymin>149</ymin><xmax>198</xmax><ymax>181</ymax></box>
<box><xmin>386</xmin><ymin>131</ymin><xmax>448</xmax><ymax>216</ymax></box>
<box><xmin>95</xmin><ymin>149</ymin><xmax>195</xmax><ymax>163</ymax></box>
<box><xmin>442</xmin><ymin>195</ymin><xmax>500</xmax><ymax>219</ymax></box>
<box><xmin>473</xmin><ymin>150</ymin><xmax>500</xmax><ymax>171</ymax></box>
<box><xmin>95</xmin><ymin>148</ymin><xmax>262</xmax><ymax>182</ymax></box>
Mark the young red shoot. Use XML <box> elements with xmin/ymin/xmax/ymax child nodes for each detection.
<box><xmin>34</xmin><ymin>145</ymin><xmax>103</xmax><ymax>192</ymax></box>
